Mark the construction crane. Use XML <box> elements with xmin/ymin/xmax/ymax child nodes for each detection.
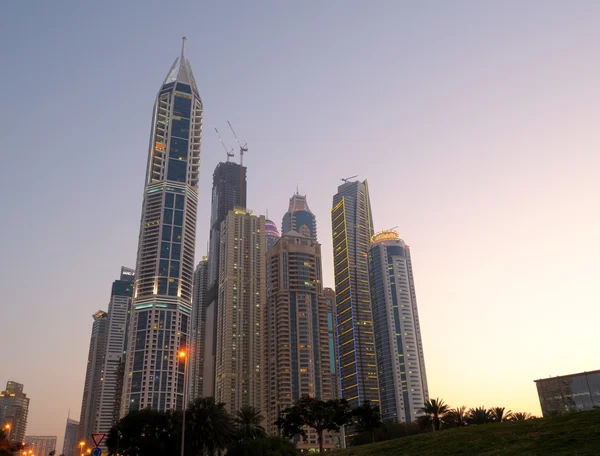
<box><xmin>227</xmin><ymin>121</ymin><xmax>248</xmax><ymax>166</ymax></box>
<box><xmin>215</xmin><ymin>127</ymin><xmax>234</xmax><ymax>162</ymax></box>
<box><xmin>340</xmin><ymin>175</ymin><xmax>358</xmax><ymax>183</ymax></box>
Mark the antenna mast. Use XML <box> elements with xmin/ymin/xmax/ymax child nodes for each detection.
<box><xmin>227</xmin><ymin>121</ymin><xmax>248</xmax><ymax>166</ymax></box>
<box><xmin>215</xmin><ymin>128</ymin><xmax>234</xmax><ymax>162</ymax></box>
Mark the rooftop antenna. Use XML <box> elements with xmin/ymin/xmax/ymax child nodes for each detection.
<box><xmin>296</xmin><ymin>184</ymin><xmax>299</xmax><ymax>194</ymax></box>
<box><xmin>227</xmin><ymin>121</ymin><xmax>248</xmax><ymax>166</ymax></box>
<box><xmin>181</xmin><ymin>36</ymin><xmax>187</xmax><ymax>59</ymax></box>
<box><xmin>340</xmin><ymin>174</ymin><xmax>358</xmax><ymax>183</ymax></box>
<box><xmin>215</xmin><ymin>128</ymin><xmax>234</xmax><ymax>162</ymax></box>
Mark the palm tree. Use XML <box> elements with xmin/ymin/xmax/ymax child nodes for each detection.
<box><xmin>467</xmin><ymin>407</ymin><xmax>492</xmax><ymax>425</ymax></box>
<box><xmin>234</xmin><ymin>405</ymin><xmax>266</xmax><ymax>441</ymax></box>
<box><xmin>491</xmin><ymin>407</ymin><xmax>512</xmax><ymax>422</ymax></box>
<box><xmin>512</xmin><ymin>412</ymin><xmax>535</xmax><ymax>421</ymax></box>
<box><xmin>186</xmin><ymin>397</ymin><xmax>235</xmax><ymax>456</ymax></box>
<box><xmin>445</xmin><ymin>406</ymin><xmax>468</xmax><ymax>427</ymax></box>
<box><xmin>418</xmin><ymin>398</ymin><xmax>449</xmax><ymax>431</ymax></box>
<box><xmin>0</xmin><ymin>429</ymin><xmax>21</xmax><ymax>456</ymax></box>
<box><xmin>352</xmin><ymin>401</ymin><xmax>382</xmax><ymax>443</ymax></box>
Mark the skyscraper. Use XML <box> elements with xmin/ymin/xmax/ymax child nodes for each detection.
<box><xmin>204</xmin><ymin>161</ymin><xmax>247</xmax><ymax>396</ymax></box>
<box><xmin>61</xmin><ymin>418</ymin><xmax>79</xmax><ymax>456</ymax></box>
<box><xmin>323</xmin><ymin>288</ymin><xmax>340</xmax><ymax>399</ymax></box>
<box><xmin>24</xmin><ymin>436</ymin><xmax>57</xmax><ymax>456</ymax></box>
<box><xmin>368</xmin><ymin>231</ymin><xmax>429</xmax><ymax>422</ymax></box>
<box><xmin>264</xmin><ymin>218</ymin><xmax>280</xmax><ymax>250</ymax></box>
<box><xmin>282</xmin><ymin>193</ymin><xmax>317</xmax><ymax>239</ymax></box>
<box><xmin>96</xmin><ymin>267</ymin><xmax>134</xmax><ymax>439</ymax></box>
<box><xmin>264</xmin><ymin>231</ymin><xmax>335</xmax><ymax>450</ymax></box>
<box><xmin>214</xmin><ymin>208</ymin><xmax>265</xmax><ymax>413</ymax></box>
<box><xmin>0</xmin><ymin>381</ymin><xmax>29</xmax><ymax>443</ymax></box>
<box><xmin>122</xmin><ymin>39</ymin><xmax>203</xmax><ymax>414</ymax></box>
<box><xmin>331</xmin><ymin>179</ymin><xmax>378</xmax><ymax>407</ymax></box>
<box><xmin>190</xmin><ymin>257</ymin><xmax>208</xmax><ymax>399</ymax></box>
<box><xmin>78</xmin><ymin>311</ymin><xmax>108</xmax><ymax>446</ymax></box>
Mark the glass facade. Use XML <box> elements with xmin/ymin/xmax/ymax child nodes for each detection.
<box><xmin>535</xmin><ymin>371</ymin><xmax>600</xmax><ymax>416</ymax></box>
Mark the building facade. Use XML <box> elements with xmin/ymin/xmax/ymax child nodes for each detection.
<box><xmin>323</xmin><ymin>288</ymin><xmax>340</xmax><ymax>399</ymax></box>
<box><xmin>204</xmin><ymin>161</ymin><xmax>248</xmax><ymax>397</ymax></box>
<box><xmin>282</xmin><ymin>193</ymin><xmax>317</xmax><ymax>240</ymax></box>
<box><xmin>331</xmin><ymin>179</ymin><xmax>379</xmax><ymax>407</ymax></box>
<box><xmin>96</xmin><ymin>267</ymin><xmax>135</xmax><ymax>441</ymax></box>
<box><xmin>0</xmin><ymin>381</ymin><xmax>29</xmax><ymax>443</ymax></box>
<box><xmin>24</xmin><ymin>436</ymin><xmax>56</xmax><ymax>455</ymax></box>
<box><xmin>264</xmin><ymin>232</ymin><xmax>335</xmax><ymax>450</ymax></box>
<box><xmin>190</xmin><ymin>257</ymin><xmax>209</xmax><ymax>399</ymax></box>
<box><xmin>61</xmin><ymin>418</ymin><xmax>79</xmax><ymax>456</ymax></box>
<box><xmin>214</xmin><ymin>209</ymin><xmax>266</xmax><ymax>414</ymax></box>
<box><xmin>122</xmin><ymin>39</ymin><xmax>203</xmax><ymax>414</ymax></box>
<box><xmin>368</xmin><ymin>231</ymin><xmax>429</xmax><ymax>422</ymax></box>
<box><xmin>265</xmin><ymin>218</ymin><xmax>280</xmax><ymax>251</ymax></box>
<box><xmin>535</xmin><ymin>370</ymin><xmax>600</xmax><ymax>416</ymax></box>
<box><xmin>77</xmin><ymin>311</ymin><xmax>108</xmax><ymax>446</ymax></box>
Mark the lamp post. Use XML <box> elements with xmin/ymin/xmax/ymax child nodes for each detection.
<box><xmin>2</xmin><ymin>424</ymin><xmax>10</xmax><ymax>441</ymax></box>
<box><xmin>179</xmin><ymin>350</ymin><xmax>188</xmax><ymax>456</ymax></box>
<box><xmin>79</xmin><ymin>441</ymin><xmax>85</xmax><ymax>456</ymax></box>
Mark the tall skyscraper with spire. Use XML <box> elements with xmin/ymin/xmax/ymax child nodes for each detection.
<box><xmin>331</xmin><ymin>179</ymin><xmax>379</xmax><ymax>407</ymax></box>
<box><xmin>122</xmin><ymin>38</ymin><xmax>203</xmax><ymax>414</ymax></box>
<box><xmin>190</xmin><ymin>257</ymin><xmax>209</xmax><ymax>399</ymax></box>
<box><xmin>282</xmin><ymin>192</ymin><xmax>317</xmax><ymax>239</ymax></box>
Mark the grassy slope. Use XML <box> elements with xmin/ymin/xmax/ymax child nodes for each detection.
<box><xmin>333</xmin><ymin>410</ymin><xmax>600</xmax><ymax>456</ymax></box>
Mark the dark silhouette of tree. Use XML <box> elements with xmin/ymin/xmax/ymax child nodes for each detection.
<box><xmin>234</xmin><ymin>405</ymin><xmax>266</xmax><ymax>441</ymax></box>
<box><xmin>276</xmin><ymin>397</ymin><xmax>352</xmax><ymax>454</ymax></box>
<box><xmin>418</xmin><ymin>398</ymin><xmax>450</xmax><ymax>431</ymax></box>
<box><xmin>468</xmin><ymin>406</ymin><xmax>493</xmax><ymax>425</ymax></box>
<box><xmin>185</xmin><ymin>397</ymin><xmax>235</xmax><ymax>456</ymax></box>
<box><xmin>445</xmin><ymin>406</ymin><xmax>468</xmax><ymax>428</ymax></box>
<box><xmin>0</xmin><ymin>429</ymin><xmax>23</xmax><ymax>456</ymax></box>
<box><xmin>491</xmin><ymin>407</ymin><xmax>512</xmax><ymax>422</ymax></box>
<box><xmin>49</xmin><ymin>451</ymin><xmax>56</xmax><ymax>456</ymax></box>
<box><xmin>228</xmin><ymin>436</ymin><xmax>297</xmax><ymax>456</ymax></box>
<box><xmin>512</xmin><ymin>412</ymin><xmax>535</xmax><ymax>421</ymax></box>
<box><xmin>352</xmin><ymin>400</ymin><xmax>382</xmax><ymax>443</ymax></box>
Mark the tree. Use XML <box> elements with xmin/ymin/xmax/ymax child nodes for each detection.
<box><xmin>228</xmin><ymin>436</ymin><xmax>297</xmax><ymax>456</ymax></box>
<box><xmin>352</xmin><ymin>401</ymin><xmax>382</xmax><ymax>443</ymax></box>
<box><xmin>0</xmin><ymin>429</ymin><xmax>24</xmax><ymax>456</ymax></box>
<box><xmin>49</xmin><ymin>451</ymin><xmax>56</xmax><ymax>456</ymax></box>
<box><xmin>445</xmin><ymin>406</ymin><xmax>468</xmax><ymax>428</ymax></box>
<box><xmin>276</xmin><ymin>397</ymin><xmax>352</xmax><ymax>454</ymax></box>
<box><xmin>418</xmin><ymin>398</ymin><xmax>449</xmax><ymax>431</ymax></box>
<box><xmin>468</xmin><ymin>407</ymin><xmax>493</xmax><ymax>425</ymax></box>
<box><xmin>512</xmin><ymin>412</ymin><xmax>535</xmax><ymax>421</ymax></box>
<box><xmin>234</xmin><ymin>406</ymin><xmax>266</xmax><ymax>441</ymax></box>
<box><xmin>491</xmin><ymin>407</ymin><xmax>512</xmax><ymax>422</ymax></box>
<box><xmin>185</xmin><ymin>397</ymin><xmax>235</xmax><ymax>456</ymax></box>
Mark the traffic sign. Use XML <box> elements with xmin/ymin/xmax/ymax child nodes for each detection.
<box><xmin>91</xmin><ymin>433</ymin><xmax>106</xmax><ymax>447</ymax></box>
<box><xmin>92</xmin><ymin>448</ymin><xmax>102</xmax><ymax>456</ymax></box>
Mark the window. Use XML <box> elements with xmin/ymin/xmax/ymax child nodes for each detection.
<box><xmin>171</xmin><ymin>117</ymin><xmax>190</xmax><ymax>139</ymax></box>
<box><xmin>163</xmin><ymin>209</ymin><xmax>173</xmax><ymax>224</ymax></box>
<box><xmin>173</xmin><ymin>95</ymin><xmax>191</xmax><ymax>118</ymax></box>
<box><xmin>173</xmin><ymin>210</ymin><xmax>184</xmax><ymax>227</ymax></box>
<box><xmin>171</xmin><ymin>243</ymin><xmax>181</xmax><ymax>259</ymax></box>
<box><xmin>175</xmin><ymin>195</ymin><xmax>185</xmax><ymax>210</ymax></box>
<box><xmin>169</xmin><ymin>137</ymin><xmax>188</xmax><ymax>160</ymax></box>
<box><xmin>161</xmin><ymin>242</ymin><xmax>171</xmax><ymax>259</ymax></box>
<box><xmin>167</xmin><ymin>159</ymin><xmax>187</xmax><ymax>183</ymax></box>
<box><xmin>162</xmin><ymin>226</ymin><xmax>172</xmax><ymax>241</ymax></box>
<box><xmin>176</xmin><ymin>83</ymin><xmax>191</xmax><ymax>94</ymax></box>
<box><xmin>165</xmin><ymin>193</ymin><xmax>174</xmax><ymax>208</ymax></box>
<box><xmin>172</xmin><ymin>226</ymin><xmax>182</xmax><ymax>241</ymax></box>
<box><xmin>170</xmin><ymin>261</ymin><xmax>180</xmax><ymax>278</ymax></box>
<box><xmin>159</xmin><ymin>259</ymin><xmax>169</xmax><ymax>276</ymax></box>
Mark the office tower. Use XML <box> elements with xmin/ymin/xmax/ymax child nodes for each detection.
<box><xmin>264</xmin><ymin>232</ymin><xmax>335</xmax><ymax>450</ymax></box>
<box><xmin>122</xmin><ymin>39</ymin><xmax>203</xmax><ymax>414</ymax></box>
<box><xmin>265</xmin><ymin>218</ymin><xmax>280</xmax><ymax>250</ymax></box>
<box><xmin>24</xmin><ymin>436</ymin><xmax>56</xmax><ymax>455</ymax></box>
<box><xmin>0</xmin><ymin>381</ymin><xmax>29</xmax><ymax>443</ymax></box>
<box><xmin>62</xmin><ymin>418</ymin><xmax>79</xmax><ymax>456</ymax></box>
<box><xmin>190</xmin><ymin>257</ymin><xmax>208</xmax><ymax>399</ymax></box>
<box><xmin>77</xmin><ymin>311</ymin><xmax>108</xmax><ymax>445</ymax></box>
<box><xmin>282</xmin><ymin>192</ymin><xmax>317</xmax><ymax>240</ymax></box>
<box><xmin>323</xmin><ymin>288</ymin><xmax>340</xmax><ymax>399</ymax></box>
<box><xmin>331</xmin><ymin>179</ymin><xmax>378</xmax><ymax>407</ymax></box>
<box><xmin>368</xmin><ymin>231</ymin><xmax>429</xmax><ymax>422</ymax></box>
<box><xmin>96</xmin><ymin>267</ymin><xmax>134</xmax><ymax>439</ymax></box>
<box><xmin>214</xmin><ymin>209</ymin><xmax>265</xmax><ymax>413</ymax></box>
<box><xmin>204</xmin><ymin>161</ymin><xmax>247</xmax><ymax>396</ymax></box>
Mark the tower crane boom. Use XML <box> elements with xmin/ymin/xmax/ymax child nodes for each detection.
<box><xmin>227</xmin><ymin>121</ymin><xmax>248</xmax><ymax>166</ymax></box>
<box><xmin>215</xmin><ymin>127</ymin><xmax>234</xmax><ymax>162</ymax></box>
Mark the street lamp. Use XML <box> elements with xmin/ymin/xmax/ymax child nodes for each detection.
<box><xmin>3</xmin><ymin>424</ymin><xmax>11</xmax><ymax>440</ymax></box>
<box><xmin>179</xmin><ymin>350</ymin><xmax>188</xmax><ymax>456</ymax></box>
<box><xmin>86</xmin><ymin>449</ymin><xmax>91</xmax><ymax>455</ymax></box>
<box><xmin>79</xmin><ymin>441</ymin><xmax>85</xmax><ymax>456</ymax></box>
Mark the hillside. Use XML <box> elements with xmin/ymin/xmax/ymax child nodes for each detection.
<box><xmin>333</xmin><ymin>410</ymin><xmax>600</xmax><ymax>455</ymax></box>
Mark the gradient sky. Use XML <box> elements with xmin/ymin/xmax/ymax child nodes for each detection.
<box><xmin>1</xmin><ymin>0</ymin><xmax>600</xmax><ymax>449</ymax></box>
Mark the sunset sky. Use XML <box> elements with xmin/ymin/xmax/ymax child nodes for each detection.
<box><xmin>1</xmin><ymin>1</ymin><xmax>599</xmax><ymax>449</ymax></box>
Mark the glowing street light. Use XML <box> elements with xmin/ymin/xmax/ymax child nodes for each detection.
<box><xmin>179</xmin><ymin>349</ymin><xmax>188</xmax><ymax>456</ymax></box>
<box><xmin>79</xmin><ymin>441</ymin><xmax>85</xmax><ymax>456</ymax></box>
<box><xmin>3</xmin><ymin>424</ymin><xmax>11</xmax><ymax>440</ymax></box>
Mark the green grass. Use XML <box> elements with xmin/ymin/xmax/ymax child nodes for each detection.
<box><xmin>332</xmin><ymin>410</ymin><xmax>600</xmax><ymax>456</ymax></box>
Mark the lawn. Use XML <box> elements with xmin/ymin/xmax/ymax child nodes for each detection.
<box><xmin>332</xmin><ymin>410</ymin><xmax>600</xmax><ymax>455</ymax></box>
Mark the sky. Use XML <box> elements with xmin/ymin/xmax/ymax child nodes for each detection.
<box><xmin>1</xmin><ymin>0</ymin><xmax>600</xmax><ymax>449</ymax></box>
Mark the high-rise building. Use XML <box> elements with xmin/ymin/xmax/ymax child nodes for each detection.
<box><xmin>368</xmin><ymin>231</ymin><xmax>429</xmax><ymax>423</ymax></box>
<box><xmin>282</xmin><ymin>193</ymin><xmax>317</xmax><ymax>240</ymax></box>
<box><xmin>0</xmin><ymin>381</ymin><xmax>29</xmax><ymax>443</ymax></box>
<box><xmin>214</xmin><ymin>208</ymin><xmax>265</xmax><ymax>413</ymax></box>
<box><xmin>61</xmin><ymin>418</ymin><xmax>79</xmax><ymax>456</ymax></box>
<box><xmin>190</xmin><ymin>257</ymin><xmax>208</xmax><ymax>399</ymax></box>
<box><xmin>265</xmin><ymin>219</ymin><xmax>280</xmax><ymax>251</ymax></box>
<box><xmin>96</xmin><ymin>267</ymin><xmax>134</xmax><ymax>440</ymax></box>
<box><xmin>331</xmin><ymin>179</ymin><xmax>378</xmax><ymax>407</ymax></box>
<box><xmin>24</xmin><ymin>436</ymin><xmax>56</xmax><ymax>455</ymax></box>
<box><xmin>204</xmin><ymin>162</ymin><xmax>247</xmax><ymax>396</ymax></box>
<box><xmin>122</xmin><ymin>39</ymin><xmax>203</xmax><ymax>414</ymax></box>
<box><xmin>78</xmin><ymin>311</ymin><xmax>108</xmax><ymax>446</ymax></box>
<box><xmin>264</xmin><ymin>231</ymin><xmax>335</xmax><ymax>450</ymax></box>
<box><xmin>323</xmin><ymin>288</ymin><xmax>340</xmax><ymax>399</ymax></box>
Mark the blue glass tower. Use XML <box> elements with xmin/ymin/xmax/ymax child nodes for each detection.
<box><xmin>122</xmin><ymin>38</ymin><xmax>203</xmax><ymax>414</ymax></box>
<box><xmin>282</xmin><ymin>192</ymin><xmax>317</xmax><ymax>240</ymax></box>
